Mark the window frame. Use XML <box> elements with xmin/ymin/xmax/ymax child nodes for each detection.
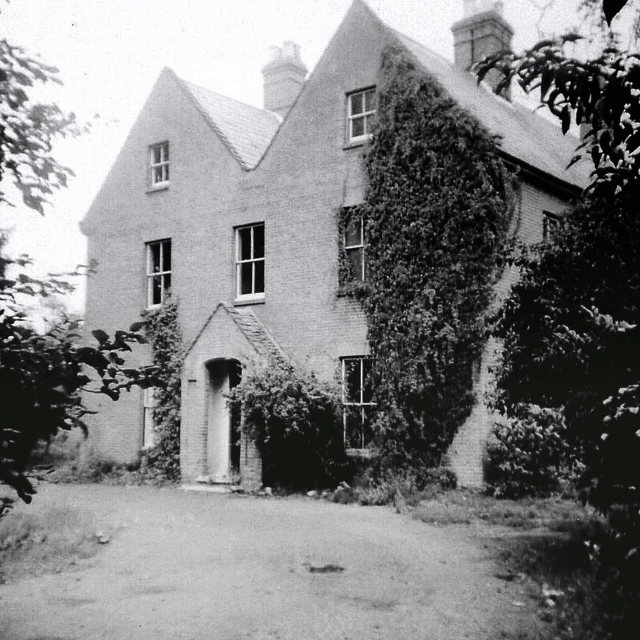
<box><xmin>341</xmin><ymin>356</ymin><xmax>376</xmax><ymax>452</ymax></box>
<box><xmin>343</xmin><ymin>211</ymin><xmax>366</xmax><ymax>283</ymax></box>
<box><xmin>149</xmin><ymin>141</ymin><xmax>170</xmax><ymax>189</ymax></box>
<box><xmin>235</xmin><ymin>222</ymin><xmax>265</xmax><ymax>303</ymax></box>
<box><xmin>543</xmin><ymin>210</ymin><xmax>565</xmax><ymax>243</ymax></box>
<box><xmin>146</xmin><ymin>239</ymin><xmax>172</xmax><ymax>308</ymax></box>
<box><xmin>346</xmin><ymin>87</ymin><xmax>376</xmax><ymax>145</ymax></box>
<box><xmin>142</xmin><ymin>387</ymin><xmax>157</xmax><ymax>450</ymax></box>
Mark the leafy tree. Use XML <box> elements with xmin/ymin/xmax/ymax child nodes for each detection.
<box><xmin>477</xmin><ymin>0</ymin><xmax>640</xmax><ymax>626</ymax></box>
<box><xmin>0</xmin><ymin>35</ymin><xmax>155</xmax><ymax>514</ymax></box>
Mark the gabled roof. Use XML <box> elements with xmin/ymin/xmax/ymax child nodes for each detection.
<box><xmin>168</xmin><ymin>0</ymin><xmax>588</xmax><ymax>189</ymax></box>
<box><xmin>174</xmin><ymin>72</ymin><xmax>282</xmax><ymax>170</ymax></box>
<box><xmin>186</xmin><ymin>301</ymin><xmax>289</xmax><ymax>364</ymax></box>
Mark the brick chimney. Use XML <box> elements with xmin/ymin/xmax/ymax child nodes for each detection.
<box><xmin>451</xmin><ymin>0</ymin><xmax>514</xmax><ymax>95</ymax></box>
<box><xmin>261</xmin><ymin>40</ymin><xmax>308</xmax><ymax>117</ymax></box>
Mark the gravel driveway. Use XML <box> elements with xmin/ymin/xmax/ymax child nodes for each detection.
<box><xmin>0</xmin><ymin>484</ymin><xmax>542</xmax><ymax>640</ymax></box>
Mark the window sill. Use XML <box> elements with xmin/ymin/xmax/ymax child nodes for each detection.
<box><xmin>342</xmin><ymin>141</ymin><xmax>367</xmax><ymax>151</ymax></box>
<box><xmin>345</xmin><ymin>448</ymin><xmax>375</xmax><ymax>460</ymax></box>
<box><xmin>146</xmin><ymin>184</ymin><xmax>170</xmax><ymax>194</ymax></box>
<box><xmin>233</xmin><ymin>295</ymin><xmax>265</xmax><ymax>307</ymax></box>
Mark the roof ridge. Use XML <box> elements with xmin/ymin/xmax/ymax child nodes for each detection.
<box><xmin>171</xmin><ymin>71</ymin><xmax>250</xmax><ymax>170</ymax></box>
<box><xmin>181</xmin><ymin>77</ymin><xmax>282</xmax><ymax>122</ymax></box>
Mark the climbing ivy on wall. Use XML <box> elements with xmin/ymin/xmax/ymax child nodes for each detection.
<box><xmin>361</xmin><ymin>45</ymin><xmax>513</xmax><ymax>478</ymax></box>
<box><xmin>143</xmin><ymin>298</ymin><xmax>184</xmax><ymax>481</ymax></box>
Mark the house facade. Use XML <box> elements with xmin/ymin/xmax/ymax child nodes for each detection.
<box><xmin>80</xmin><ymin>0</ymin><xmax>587</xmax><ymax>488</ymax></box>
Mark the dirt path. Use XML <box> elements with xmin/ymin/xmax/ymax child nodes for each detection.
<box><xmin>0</xmin><ymin>484</ymin><xmax>543</xmax><ymax>640</ymax></box>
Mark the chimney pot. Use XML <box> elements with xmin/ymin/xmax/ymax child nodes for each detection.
<box><xmin>452</xmin><ymin>1</ymin><xmax>514</xmax><ymax>96</ymax></box>
<box><xmin>262</xmin><ymin>41</ymin><xmax>308</xmax><ymax>118</ymax></box>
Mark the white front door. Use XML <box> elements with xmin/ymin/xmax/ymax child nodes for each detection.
<box><xmin>207</xmin><ymin>361</ymin><xmax>231</xmax><ymax>482</ymax></box>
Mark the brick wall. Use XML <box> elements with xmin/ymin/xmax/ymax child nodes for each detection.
<box><xmin>446</xmin><ymin>181</ymin><xmax>571</xmax><ymax>487</ymax></box>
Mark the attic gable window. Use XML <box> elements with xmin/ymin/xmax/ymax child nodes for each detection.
<box><xmin>149</xmin><ymin>141</ymin><xmax>169</xmax><ymax>189</ymax></box>
<box><xmin>235</xmin><ymin>223</ymin><xmax>265</xmax><ymax>302</ymax></box>
<box><xmin>146</xmin><ymin>239</ymin><xmax>171</xmax><ymax>307</ymax></box>
<box><xmin>347</xmin><ymin>88</ymin><xmax>376</xmax><ymax>144</ymax></box>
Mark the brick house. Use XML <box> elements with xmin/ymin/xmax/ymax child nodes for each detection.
<box><xmin>80</xmin><ymin>0</ymin><xmax>588</xmax><ymax>488</ymax></box>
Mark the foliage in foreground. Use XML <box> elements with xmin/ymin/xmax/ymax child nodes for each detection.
<box><xmin>0</xmin><ymin>257</ymin><xmax>157</xmax><ymax>508</ymax></box>
<box><xmin>485</xmin><ymin>407</ymin><xmax>583</xmax><ymax>499</ymax></box>
<box><xmin>360</xmin><ymin>45</ymin><xmax>512</xmax><ymax>479</ymax></box>
<box><xmin>227</xmin><ymin>360</ymin><xmax>348</xmax><ymax>490</ymax></box>
<box><xmin>477</xmin><ymin>13</ymin><xmax>640</xmax><ymax>633</ymax></box>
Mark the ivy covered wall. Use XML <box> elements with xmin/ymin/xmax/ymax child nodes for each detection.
<box><xmin>360</xmin><ymin>46</ymin><xmax>513</xmax><ymax>477</ymax></box>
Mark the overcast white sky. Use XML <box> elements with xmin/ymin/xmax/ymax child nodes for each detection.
<box><xmin>1</xmin><ymin>0</ymin><xmax>588</xmax><ymax>314</ymax></box>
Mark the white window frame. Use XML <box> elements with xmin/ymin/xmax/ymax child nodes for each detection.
<box><xmin>347</xmin><ymin>87</ymin><xmax>376</xmax><ymax>145</ymax></box>
<box><xmin>344</xmin><ymin>212</ymin><xmax>366</xmax><ymax>282</ymax></box>
<box><xmin>142</xmin><ymin>387</ymin><xmax>157</xmax><ymax>450</ymax></box>
<box><xmin>543</xmin><ymin>210</ymin><xmax>565</xmax><ymax>243</ymax></box>
<box><xmin>341</xmin><ymin>356</ymin><xmax>376</xmax><ymax>451</ymax></box>
<box><xmin>235</xmin><ymin>223</ymin><xmax>265</xmax><ymax>302</ymax></box>
<box><xmin>149</xmin><ymin>141</ymin><xmax>169</xmax><ymax>189</ymax></box>
<box><xmin>146</xmin><ymin>239</ymin><xmax>172</xmax><ymax>308</ymax></box>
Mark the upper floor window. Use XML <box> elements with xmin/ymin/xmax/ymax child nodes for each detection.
<box><xmin>347</xmin><ymin>88</ymin><xmax>376</xmax><ymax>144</ymax></box>
<box><xmin>543</xmin><ymin>211</ymin><xmax>565</xmax><ymax>243</ymax></box>
<box><xmin>235</xmin><ymin>223</ymin><xmax>265</xmax><ymax>302</ymax></box>
<box><xmin>146</xmin><ymin>239</ymin><xmax>171</xmax><ymax>307</ymax></box>
<box><xmin>149</xmin><ymin>141</ymin><xmax>169</xmax><ymax>188</ymax></box>
<box><xmin>342</xmin><ymin>356</ymin><xmax>375</xmax><ymax>450</ymax></box>
<box><xmin>344</xmin><ymin>212</ymin><xmax>366</xmax><ymax>283</ymax></box>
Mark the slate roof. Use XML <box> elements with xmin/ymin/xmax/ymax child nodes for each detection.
<box><xmin>391</xmin><ymin>29</ymin><xmax>590</xmax><ymax>190</ymax></box>
<box><xmin>223</xmin><ymin>303</ymin><xmax>289</xmax><ymax>364</ymax></box>
<box><xmin>185</xmin><ymin>301</ymin><xmax>289</xmax><ymax>363</ymax></box>
<box><xmin>172</xmin><ymin>1</ymin><xmax>589</xmax><ymax>189</ymax></box>
<box><xmin>176</xmin><ymin>75</ymin><xmax>282</xmax><ymax>170</ymax></box>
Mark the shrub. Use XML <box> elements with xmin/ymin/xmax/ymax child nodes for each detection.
<box><xmin>227</xmin><ymin>361</ymin><xmax>348</xmax><ymax>490</ymax></box>
<box><xmin>485</xmin><ymin>405</ymin><xmax>581</xmax><ymax>498</ymax></box>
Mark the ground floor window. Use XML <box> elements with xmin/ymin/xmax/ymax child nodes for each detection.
<box><xmin>341</xmin><ymin>356</ymin><xmax>375</xmax><ymax>450</ymax></box>
<box><xmin>142</xmin><ymin>387</ymin><xmax>157</xmax><ymax>449</ymax></box>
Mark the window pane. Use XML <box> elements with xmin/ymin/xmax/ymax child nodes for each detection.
<box><xmin>162</xmin><ymin>242</ymin><xmax>171</xmax><ymax>272</ymax></box>
<box><xmin>152</xmin><ymin>146</ymin><xmax>162</xmax><ymax>164</ymax></box>
<box><xmin>347</xmin><ymin>248</ymin><xmax>363</xmax><ymax>281</ymax></box>
<box><xmin>164</xmin><ymin>273</ymin><xmax>171</xmax><ymax>294</ymax></box>
<box><xmin>344</xmin><ymin>217</ymin><xmax>361</xmax><ymax>247</ymax></box>
<box><xmin>253</xmin><ymin>224</ymin><xmax>265</xmax><ymax>259</ymax></box>
<box><xmin>162</xmin><ymin>143</ymin><xmax>169</xmax><ymax>161</ymax></box>
<box><xmin>344</xmin><ymin>358</ymin><xmax>361</xmax><ymax>402</ymax></box>
<box><xmin>150</xmin><ymin>243</ymin><xmax>161</xmax><ymax>273</ymax></box>
<box><xmin>364</xmin><ymin>113</ymin><xmax>375</xmax><ymax>136</ymax></box>
<box><xmin>238</xmin><ymin>227</ymin><xmax>251</xmax><ymax>261</ymax></box>
<box><xmin>364</xmin><ymin>89</ymin><xmax>375</xmax><ymax>112</ymax></box>
<box><xmin>163</xmin><ymin>164</ymin><xmax>169</xmax><ymax>182</ymax></box>
<box><xmin>362</xmin><ymin>358</ymin><xmax>373</xmax><ymax>403</ymax></box>
<box><xmin>350</xmin><ymin>92</ymin><xmax>363</xmax><ymax>115</ymax></box>
<box><xmin>351</xmin><ymin>116</ymin><xmax>364</xmax><ymax>139</ymax></box>
<box><xmin>362</xmin><ymin>406</ymin><xmax>375</xmax><ymax>448</ymax></box>
<box><xmin>153</xmin><ymin>166</ymin><xmax>164</xmax><ymax>184</ymax></box>
<box><xmin>151</xmin><ymin>275</ymin><xmax>162</xmax><ymax>305</ymax></box>
<box><xmin>240</xmin><ymin>262</ymin><xmax>253</xmax><ymax>295</ymax></box>
<box><xmin>254</xmin><ymin>260</ymin><xmax>265</xmax><ymax>294</ymax></box>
